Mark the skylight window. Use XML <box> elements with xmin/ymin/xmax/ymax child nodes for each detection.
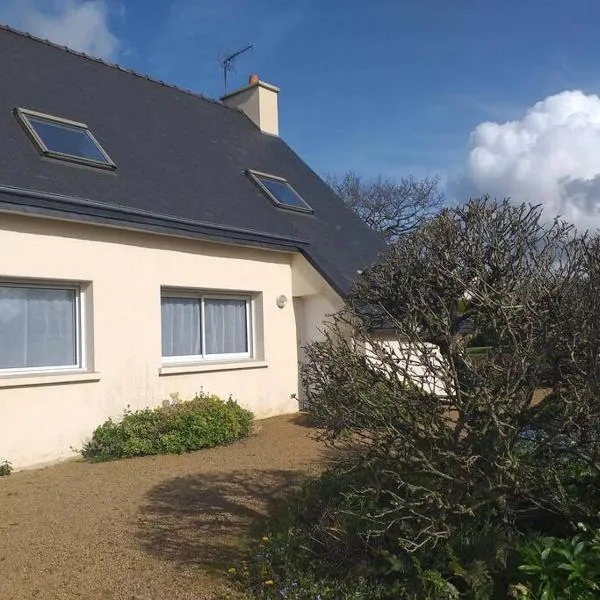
<box><xmin>247</xmin><ymin>170</ymin><xmax>313</xmax><ymax>213</ymax></box>
<box><xmin>15</xmin><ymin>108</ymin><xmax>115</xmax><ymax>169</ymax></box>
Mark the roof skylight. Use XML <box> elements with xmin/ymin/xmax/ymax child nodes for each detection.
<box><xmin>247</xmin><ymin>170</ymin><xmax>313</xmax><ymax>213</ymax></box>
<box><xmin>15</xmin><ymin>108</ymin><xmax>115</xmax><ymax>169</ymax></box>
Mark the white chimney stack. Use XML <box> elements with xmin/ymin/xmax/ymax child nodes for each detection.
<box><xmin>221</xmin><ymin>74</ymin><xmax>280</xmax><ymax>136</ymax></box>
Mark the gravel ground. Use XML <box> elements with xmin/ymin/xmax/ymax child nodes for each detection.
<box><xmin>0</xmin><ymin>415</ymin><xmax>327</xmax><ymax>600</ymax></box>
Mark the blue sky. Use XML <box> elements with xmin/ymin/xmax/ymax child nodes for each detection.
<box><xmin>104</xmin><ymin>0</ymin><xmax>600</xmax><ymax>178</ymax></box>
<box><xmin>4</xmin><ymin>1</ymin><xmax>600</xmax><ymax>226</ymax></box>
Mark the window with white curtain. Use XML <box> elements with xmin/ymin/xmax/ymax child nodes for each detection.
<box><xmin>161</xmin><ymin>291</ymin><xmax>251</xmax><ymax>362</ymax></box>
<box><xmin>0</xmin><ymin>282</ymin><xmax>82</xmax><ymax>372</ymax></box>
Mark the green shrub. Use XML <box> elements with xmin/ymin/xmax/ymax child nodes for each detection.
<box><xmin>81</xmin><ymin>391</ymin><xmax>253</xmax><ymax>461</ymax></box>
<box><xmin>240</xmin><ymin>525</ymin><xmax>392</xmax><ymax>600</ymax></box>
<box><xmin>239</xmin><ymin>468</ymin><xmax>475</xmax><ymax>599</ymax></box>
<box><xmin>512</xmin><ymin>528</ymin><xmax>600</xmax><ymax>599</ymax></box>
<box><xmin>0</xmin><ymin>459</ymin><xmax>12</xmax><ymax>476</ymax></box>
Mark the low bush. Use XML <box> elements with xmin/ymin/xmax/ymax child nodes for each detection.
<box><xmin>81</xmin><ymin>391</ymin><xmax>253</xmax><ymax>461</ymax></box>
<box><xmin>0</xmin><ymin>459</ymin><xmax>12</xmax><ymax>476</ymax></box>
<box><xmin>240</xmin><ymin>469</ymin><xmax>469</xmax><ymax>600</ymax></box>
<box><xmin>240</xmin><ymin>470</ymin><xmax>600</xmax><ymax>600</ymax></box>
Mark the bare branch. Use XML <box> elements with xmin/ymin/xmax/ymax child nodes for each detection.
<box><xmin>327</xmin><ymin>171</ymin><xmax>444</xmax><ymax>243</ymax></box>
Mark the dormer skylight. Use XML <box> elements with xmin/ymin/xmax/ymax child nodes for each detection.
<box><xmin>247</xmin><ymin>170</ymin><xmax>313</xmax><ymax>213</ymax></box>
<box><xmin>15</xmin><ymin>108</ymin><xmax>115</xmax><ymax>169</ymax></box>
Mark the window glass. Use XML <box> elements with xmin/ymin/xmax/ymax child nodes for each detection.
<box><xmin>27</xmin><ymin>117</ymin><xmax>108</xmax><ymax>163</ymax></box>
<box><xmin>204</xmin><ymin>298</ymin><xmax>248</xmax><ymax>355</ymax></box>
<box><xmin>161</xmin><ymin>293</ymin><xmax>251</xmax><ymax>361</ymax></box>
<box><xmin>161</xmin><ymin>297</ymin><xmax>201</xmax><ymax>357</ymax></box>
<box><xmin>0</xmin><ymin>286</ymin><xmax>78</xmax><ymax>370</ymax></box>
<box><xmin>16</xmin><ymin>109</ymin><xmax>115</xmax><ymax>168</ymax></box>
<box><xmin>248</xmin><ymin>171</ymin><xmax>313</xmax><ymax>212</ymax></box>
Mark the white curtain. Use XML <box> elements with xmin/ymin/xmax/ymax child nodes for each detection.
<box><xmin>0</xmin><ymin>286</ymin><xmax>77</xmax><ymax>369</ymax></box>
<box><xmin>204</xmin><ymin>298</ymin><xmax>247</xmax><ymax>355</ymax></box>
<box><xmin>161</xmin><ymin>297</ymin><xmax>201</xmax><ymax>357</ymax></box>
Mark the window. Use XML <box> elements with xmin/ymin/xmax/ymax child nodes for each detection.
<box><xmin>15</xmin><ymin>108</ymin><xmax>115</xmax><ymax>169</ymax></box>
<box><xmin>161</xmin><ymin>291</ymin><xmax>252</xmax><ymax>362</ymax></box>
<box><xmin>0</xmin><ymin>282</ymin><xmax>83</xmax><ymax>373</ymax></box>
<box><xmin>246</xmin><ymin>170</ymin><xmax>313</xmax><ymax>213</ymax></box>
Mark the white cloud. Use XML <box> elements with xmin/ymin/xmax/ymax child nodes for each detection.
<box><xmin>465</xmin><ymin>90</ymin><xmax>600</xmax><ymax>230</ymax></box>
<box><xmin>0</xmin><ymin>0</ymin><xmax>120</xmax><ymax>60</ymax></box>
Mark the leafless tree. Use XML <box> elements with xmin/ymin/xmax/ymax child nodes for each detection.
<box><xmin>327</xmin><ymin>171</ymin><xmax>444</xmax><ymax>243</ymax></box>
<box><xmin>301</xmin><ymin>198</ymin><xmax>600</xmax><ymax>594</ymax></box>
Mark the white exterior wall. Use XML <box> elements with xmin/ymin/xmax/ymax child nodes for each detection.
<box><xmin>366</xmin><ymin>334</ymin><xmax>450</xmax><ymax>396</ymax></box>
<box><xmin>291</xmin><ymin>254</ymin><xmax>342</xmax><ymax>348</ymax></box>
<box><xmin>290</xmin><ymin>254</ymin><xmax>343</xmax><ymax>407</ymax></box>
<box><xmin>0</xmin><ymin>214</ymin><xmax>340</xmax><ymax>468</ymax></box>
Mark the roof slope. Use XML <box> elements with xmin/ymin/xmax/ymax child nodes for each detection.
<box><xmin>0</xmin><ymin>26</ymin><xmax>386</xmax><ymax>295</ymax></box>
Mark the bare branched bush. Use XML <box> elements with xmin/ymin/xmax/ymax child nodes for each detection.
<box><xmin>301</xmin><ymin>198</ymin><xmax>600</xmax><ymax>595</ymax></box>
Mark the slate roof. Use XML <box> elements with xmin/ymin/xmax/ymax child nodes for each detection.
<box><xmin>0</xmin><ymin>25</ymin><xmax>386</xmax><ymax>296</ymax></box>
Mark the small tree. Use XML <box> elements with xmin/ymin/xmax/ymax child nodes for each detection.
<box><xmin>327</xmin><ymin>171</ymin><xmax>444</xmax><ymax>243</ymax></box>
<box><xmin>301</xmin><ymin>198</ymin><xmax>600</xmax><ymax>596</ymax></box>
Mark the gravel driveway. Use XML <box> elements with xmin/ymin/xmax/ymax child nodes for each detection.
<box><xmin>0</xmin><ymin>415</ymin><xmax>326</xmax><ymax>600</ymax></box>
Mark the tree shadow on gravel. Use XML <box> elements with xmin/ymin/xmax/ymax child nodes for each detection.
<box><xmin>136</xmin><ymin>469</ymin><xmax>306</xmax><ymax>571</ymax></box>
<box><xmin>289</xmin><ymin>412</ymin><xmax>319</xmax><ymax>428</ymax></box>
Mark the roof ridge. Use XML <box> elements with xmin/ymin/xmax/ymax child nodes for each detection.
<box><xmin>0</xmin><ymin>22</ymin><xmax>236</xmax><ymax>113</ymax></box>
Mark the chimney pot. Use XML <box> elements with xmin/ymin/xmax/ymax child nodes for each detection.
<box><xmin>249</xmin><ymin>74</ymin><xmax>259</xmax><ymax>85</ymax></box>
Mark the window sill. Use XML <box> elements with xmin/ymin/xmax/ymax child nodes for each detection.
<box><xmin>0</xmin><ymin>371</ymin><xmax>101</xmax><ymax>389</ymax></box>
<box><xmin>159</xmin><ymin>360</ymin><xmax>268</xmax><ymax>376</ymax></box>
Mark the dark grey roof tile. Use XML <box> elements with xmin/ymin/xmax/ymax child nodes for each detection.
<box><xmin>0</xmin><ymin>25</ymin><xmax>386</xmax><ymax>295</ymax></box>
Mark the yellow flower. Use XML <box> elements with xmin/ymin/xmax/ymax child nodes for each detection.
<box><xmin>264</xmin><ymin>580</ymin><xmax>275</xmax><ymax>586</ymax></box>
<box><xmin>262</xmin><ymin>536</ymin><xmax>270</xmax><ymax>542</ymax></box>
<box><xmin>227</xmin><ymin>567</ymin><xmax>237</xmax><ymax>575</ymax></box>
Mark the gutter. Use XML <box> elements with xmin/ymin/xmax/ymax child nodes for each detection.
<box><xmin>0</xmin><ymin>184</ymin><xmax>309</xmax><ymax>248</ymax></box>
<box><xmin>0</xmin><ymin>183</ymin><xmax>359</xmax><ymax>301</ymax></box>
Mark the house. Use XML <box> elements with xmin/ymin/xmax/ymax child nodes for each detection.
<box><xmin>0</xmin><ymin>25</ymin><xmax>386</xmax><ymax>469</ymax></box>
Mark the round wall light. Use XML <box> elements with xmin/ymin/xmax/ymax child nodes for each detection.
<box><xmin>276</xmin><ymin>294</ymin><xmax>288</xmax><ymax>309</ymax></box>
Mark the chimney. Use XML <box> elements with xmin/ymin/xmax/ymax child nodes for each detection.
<box><xmin>221</xmin><ymin>74</ymin><xmax>280</xmax><ymax>136</ymax></box>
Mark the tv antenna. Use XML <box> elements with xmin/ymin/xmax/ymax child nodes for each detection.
<box><xmin>219</xmin><ymin>44</ymin><xmax>254</xmax><ymax>94</ymax></box>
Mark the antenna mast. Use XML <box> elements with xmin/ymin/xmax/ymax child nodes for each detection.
<box><xmin>220</xmin><ymin>44</ymin><xmax>254</xmax><ymax>94</ymax></box>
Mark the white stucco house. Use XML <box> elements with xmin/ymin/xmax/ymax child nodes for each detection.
<box><xmin>0</xmin><ymin>25</ymin><xmax>385</xmax><ymax>468</ymax></box>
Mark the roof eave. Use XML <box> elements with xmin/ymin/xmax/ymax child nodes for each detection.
<box><xmin>0</xmin><ymin>184</ymin><xmax>309</xmax><ymax>250</ymax></box>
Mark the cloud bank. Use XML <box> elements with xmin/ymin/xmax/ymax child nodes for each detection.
<box><xmin>466</xmin><ymin>90</ymin><xmax>600</xmax><ymax>230</ymax></box>
<box><xmin>0</xmin><ymin>0</ymin><xmax>119</xmax><ymax>60</ymax></box>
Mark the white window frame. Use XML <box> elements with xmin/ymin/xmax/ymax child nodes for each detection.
<box><xmin>0</xmin><ymin>280</ymin><xmax>86</xmax><ymax>376</ymax></box>
<box><xmin>14</xmin><ymin>107</ymin><xmax>116</xmax><ymax>170</ymax></box>
<box><xmin>161</xmin><ymin>289</ymin><xmax>253</xmax><ymax>364</ymax></box>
